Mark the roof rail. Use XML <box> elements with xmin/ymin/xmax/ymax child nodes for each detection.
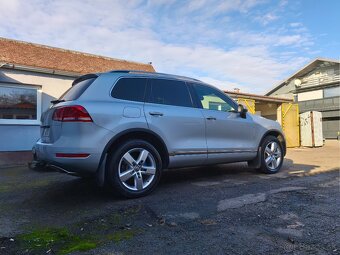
<box><xmin>110</xmin><ymin>70</ymin><xmax>139</xmax><ymax>73</ymax></box>
<box><xmin>109</xmin><ymin>70</ymin><xmax>201</xmax><ymax>82</ymax></box>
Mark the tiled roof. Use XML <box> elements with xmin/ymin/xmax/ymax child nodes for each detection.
<box><xmin>0</xmin><ymin>37</ymin><xmax>155</xmax><ymax>74</ymax></box>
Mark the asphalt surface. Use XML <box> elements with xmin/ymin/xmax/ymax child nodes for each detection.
<box><xmin>0</xmin><ymin>141</ymin><xmax>339</xmax><ymax>255</ymax></box>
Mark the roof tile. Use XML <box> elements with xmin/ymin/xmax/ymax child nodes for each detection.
<box><xmin>0</xmin><ymin>37</ymin><xmax>155</xmax><ymax>74</ymax></box>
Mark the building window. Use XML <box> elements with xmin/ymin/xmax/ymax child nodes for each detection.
<box><xmin>327</xmin><ymin>68</ymin><xmax>334</xmax><ymax>75</ymax></box>
<box><xmin>324</xmin><ymin>86</ymin><xmax>340</xmax><ymax>98</ymax></box>
<box><xmin>0</xmin><ymin>83</ymin><xmax>41</xmax><ymax>125</ymax></box>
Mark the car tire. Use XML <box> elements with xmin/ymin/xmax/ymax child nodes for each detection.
<box><xmin>106</xmin><ymin>139</ymin><xmax>162</xmax><ymax>198</ymax></box>
<box><xmin>258</xmin><ymin>135</ymin><xmax>284</xmax><ymax>174</ymax></box>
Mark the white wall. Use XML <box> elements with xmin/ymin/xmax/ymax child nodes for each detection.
<box><xmin>297</xmin><ymin>90</ymin><xmax>323</xmax><ymax>102</ymax></box>
<box><xmin>0</xmin><ymin>68</ymin><xmax>75</xmax><ymax>151</ymax></box>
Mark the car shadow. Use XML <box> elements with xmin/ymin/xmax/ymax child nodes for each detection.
<box><xmin>39</xmin><ymin>177</ymin><xmax>120</xmax><ymax>203</ymax></box>
<box><xmin>33</xmin><ymin>162</ymin><xmax>250</xmax><ymax>206</ymax></box>
<box><xmin>161</xmin><ymin>162</ymin><xmax>253</xmax><ymax>185</ymax></box>
<box><xmin>34</xmin><ymin>158</ymin><xmax>321</xmax><ymax>207</ymax></box>
<box><xmin>160</xmin><ymin>158</ymin><xmax>320</xmax><ymax>185</ymax></box>
<box><xmin>282</xmin><ymin>159</ymin><xmax>320</xmax><ymax>172</ymax></box>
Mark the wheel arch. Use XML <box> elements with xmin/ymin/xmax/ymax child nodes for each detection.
<box><xmin>260</xmin><ymin>130</ymin><xmax>286</xmax><ymax>156</ymax></box>
<box><xmin>248</xmin><ymin>129</ymin><xmax>286</xmax><ymax>169</ymax></box>
<box><xmin>99</xmin><ymin>128</ymin><xmax>169</xmax><ymax>170</ymax></box>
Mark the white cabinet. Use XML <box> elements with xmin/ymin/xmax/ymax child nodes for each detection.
<box><xmin>300</xmin><ymin>111</ymin><xmax>323</xmax><ymax>147</ymax></box>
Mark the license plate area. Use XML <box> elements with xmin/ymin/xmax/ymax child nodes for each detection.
<box><xmin>42</xmin><ymin>127</ymin><xmax>50</xmax><ymax>137</ymax></box>
<box><xmin>41</xmin><ymin>126</ymin><xmax>51</xmax><ymax>143</ymax></box>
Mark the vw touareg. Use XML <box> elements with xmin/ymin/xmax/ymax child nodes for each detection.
<box><xmin>33</xmin><ymin>70</ymin><xmax>286</xmax><ymax>198</ymax></box>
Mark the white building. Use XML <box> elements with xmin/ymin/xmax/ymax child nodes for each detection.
<box><xmin>0</xmin><ymin>38</ymin><xmax>154</xmax><ymax>156</ymax></box>
<box><xmin>266</xmin><ymin>58</ymin><xmax>340</xmax><ymax>139</ymax></box>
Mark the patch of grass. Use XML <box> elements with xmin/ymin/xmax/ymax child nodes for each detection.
<box><xmin>16</xmin><ymin>207</ymin><xmax>144</xmax><ymax>254</ymax></box>
<box><xmin>19</xmin><ymin>227</ymin><xmax>69</xmax><ymax>248</ymax></box>
<box><xmin>18</xmin><ymin>227</ymin><xmax>97</xmax><ymax>255</ymax></box>
<box><xmin>107</xmin><ymin>229</ymin><xmax>137</xmax><ymax>243</ymax></box>
<box><xmin>60</xmin><ymin>241</ymin><xmax>97</xmax><ymax>255</ymax></box>
<box><xmin>0</xmin><ymin>185</ymin><xmax>11</xmax><ymax>192</ymax></box>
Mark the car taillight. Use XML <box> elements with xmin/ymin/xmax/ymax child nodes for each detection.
<box><xmin>52</xmin><ymin>105</ymin><xmax>93</xmax><ymax>122</ymax></box>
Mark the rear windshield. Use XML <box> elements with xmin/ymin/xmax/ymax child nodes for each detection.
<box><xmin>59</xmin><ymin>77</ymin><xmax>96</xmax><ymax>101</ymax></box>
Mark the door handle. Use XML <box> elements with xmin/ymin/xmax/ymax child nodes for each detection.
<box><xmin>206</xmin><ymin>116</ymin><xmax>216</xmax><ymax>120</ymax></box>
<box><xmin>149</xmin><ymin>112</ymin><xmax>164</xmax><ymax>117</ymax></box>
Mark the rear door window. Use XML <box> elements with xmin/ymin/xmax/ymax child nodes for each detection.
<box><xmin>147</xmin><ymin>79</ymin><xmax>193</xmax><ymax>107</ymax></box>
<box><xmin>60</xmin><ymin>77</ymin><xmax>96</xmax><ymax>101</ymax></box>
<box><xmin>111</xmin><ymin>78</ymin><xmax>147</xmax><ymax>102</ymax></box>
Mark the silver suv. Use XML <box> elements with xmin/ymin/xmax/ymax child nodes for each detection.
<box><xmin>33</xmin><ymin>70</ymin><xmax>286</xmax><ymax>198</ymax></box>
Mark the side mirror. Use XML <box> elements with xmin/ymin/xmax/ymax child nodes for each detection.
<box><xmin>238</xmin><ymin>104</ymin><xmax>248</xmax><ymax>118</ymax></box>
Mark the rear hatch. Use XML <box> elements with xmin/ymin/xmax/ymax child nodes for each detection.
<box><xmin>40</xmin><ymin>74</ymin><xmax>98</xmax><ymax>143</ymax></box>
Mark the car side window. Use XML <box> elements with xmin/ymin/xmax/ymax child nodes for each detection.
<box><xmin>148</xmin><ymin>79</ymin><xmax>193</xmax><ymax>107</ymax></box>
<box><xmin>193</xmin><ymin>84</ymin><xmax>236</xmax><ymax>112</ymax></box>
<box><xmin>111</xmin><ymin>78</ymin><xmax>147</xmax><ymax>102</ymax></box>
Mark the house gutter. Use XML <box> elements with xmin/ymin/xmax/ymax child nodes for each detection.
<box><xmin>0</xmin><ymin>62</ymin><xmax>81</xmax><ymax>78</ymax></box>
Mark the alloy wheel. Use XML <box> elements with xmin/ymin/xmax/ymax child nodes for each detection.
<box><xmin>264</xmin><ymin>141</ymin><xmax>282</xmax><ymax>170</ymax></box>
<box><xmin>118</xmin><ymin>148</ymin><xmax>156</xmax><ymax>191</ymax></box>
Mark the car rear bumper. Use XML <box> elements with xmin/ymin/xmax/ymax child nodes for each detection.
<box><xmin>33</xmin><ymin>140</ymin><xmax>102</xmax><ymax>175</ymax></box>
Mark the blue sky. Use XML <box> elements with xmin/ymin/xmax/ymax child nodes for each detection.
<box><xmin>0</xmin><ymin>0</ymin><xmax>339</xmax><ymax>93</ymax></box>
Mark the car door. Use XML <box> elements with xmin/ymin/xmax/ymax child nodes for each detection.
<box><xmin>144</xmin><ymin>78</ymin><xmax>207</xmax><ymax>168</ymax></box>
<box><xmin>190</xmin><ymin>83</ymin><xmax>257</xmax><ymax>164</ymax></box>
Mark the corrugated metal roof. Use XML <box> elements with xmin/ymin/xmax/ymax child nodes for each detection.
<box><xmin>265</xmin><ymin>58</ymin><xmax>340</xmax><ymax>96</ymax></box>
<box><xmin>225</xmin><ymin>90</ymin><xmax>293</xmax><ymax>103</ymax></box>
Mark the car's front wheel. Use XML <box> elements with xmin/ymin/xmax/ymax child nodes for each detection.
<box><xmin>106</xmin><ymin>140</ymin><xmax>162</xmax><ymax>198</ymax></box>
<box><xmin>258</xmin><ymin>135</ymin><xmax>283</xmax><ymax>174</ymax></box>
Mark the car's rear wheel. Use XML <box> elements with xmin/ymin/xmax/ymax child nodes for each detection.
<box><xmin>258</xmin><ymin>135</ymin><xmax>283</xmax><ymax>174</ymax></box>
<box><xmin>106</xmin><ymin>140</ymin><xmax>162</xmax><ymax>198</ymax></box>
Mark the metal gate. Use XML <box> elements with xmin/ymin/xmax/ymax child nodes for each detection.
<box><xmin>277</xmin><ymin>103</ymin><xmax>300</xmax><ymax>147</ymax></box>
<box><xmin>237</xmin><ymin>98</ymin><xmax>255</xmax><ymax>114</ymax></box>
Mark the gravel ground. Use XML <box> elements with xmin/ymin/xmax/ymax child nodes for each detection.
<box><xmin>0</xmin><ymin>141</ymin><xmax>339</xmax><ymax>255</ymax></box>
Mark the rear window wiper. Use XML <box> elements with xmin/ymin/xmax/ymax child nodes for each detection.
<box><xmin>51</xmin><ymin>99</ymin><xmax>65</xmax><ymax>104</ymax></box>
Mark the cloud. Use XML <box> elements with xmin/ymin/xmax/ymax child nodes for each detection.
<box><xmin>255</xmin><ymin>12</ymin><xmax>279</xmax><ymax>25</ymax></box>
<box><xmin>181</xmin><ymin>0</ymin><xmax>266</xmax><ymax>15</ymax></box>
<box><xmin>290</xmin><ymin>22</ymin><xmax>303</xmax><ymax>28</ymax></box>
<box><xmin>0</xmin><ymin>0</ymin><xmax>313</xmax><ymax>94</ymax></box>
<box><xmin>279</xmin><ymin>0</ymin><xmax>289</xmax><ymax>7</ymax></box>
<box><xmin>227</xmin><ymin>30</ymin><xmax>312</xmax><ymax>48</ymax></box>
<box><xmin>184</xmin><ymin>0</ymin><xmax>209</xmax><ymax>12</ymax></box>
<box><xmin>197</xmin><ymin>76</ymin><xmax>248</xmax><ymax>92</ymax></box>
